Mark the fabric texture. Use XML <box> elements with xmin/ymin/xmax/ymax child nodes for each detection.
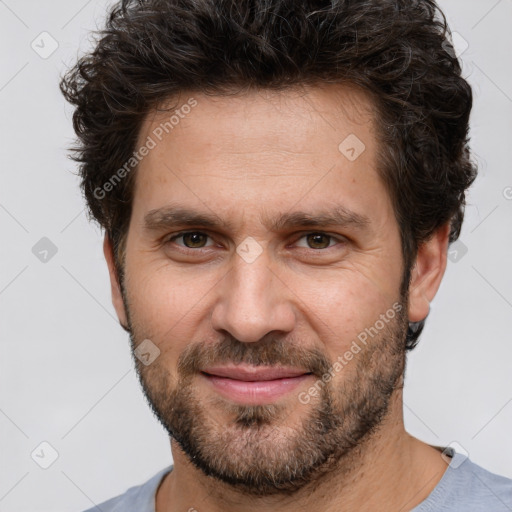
<box><xmin>82</xmin><ymin>449</ymin><xmax>512</xmax><ymax>511</ymax></box>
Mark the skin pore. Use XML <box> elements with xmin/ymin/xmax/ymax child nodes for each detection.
<box><xmin>103</xmin><ymin>83</ymin><xmax>451</xmax><ymax>512</ymax></box>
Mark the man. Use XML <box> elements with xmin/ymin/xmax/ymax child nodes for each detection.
<box><xmin>60</xmin><ymin>0</ymin><xmax>512</xmax><ymax>510</ymax></box>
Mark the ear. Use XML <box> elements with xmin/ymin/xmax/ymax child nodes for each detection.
<box><xmin>103</xmin><ymin>234</ymin><xmax>129</xmax><ymax>330</ymax></box>
<box><xmin>408</xmin><ymin>223</ymin><xmax>451</xmax><ymax>323</ymax></box>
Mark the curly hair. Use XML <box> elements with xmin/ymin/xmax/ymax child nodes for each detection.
<box><xmin>60</xmin><ymin>0</ymin><xmax>477</xmax><ymax>350</ymax></box>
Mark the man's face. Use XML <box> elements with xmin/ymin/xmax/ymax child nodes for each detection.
<box><xmin>116</xmin><ymin>84</ymin><xmax>409</xmax><ymax>494</ymax></box>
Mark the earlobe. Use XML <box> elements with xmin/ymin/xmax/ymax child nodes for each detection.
<box><xmin>407</xmin><ymin>223</ymin><xmax>451</xmax><ymax>323</ymax></box>
<box><xmin>103</xmin><ymin>234</ymin><xmax>129</xmax><ymax>330</ymax></box>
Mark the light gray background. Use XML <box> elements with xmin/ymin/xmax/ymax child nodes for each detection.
<box><xmin>1</xmin><ymin>1</ymin><xmax>511</xmax><ymax>511</ymax></box>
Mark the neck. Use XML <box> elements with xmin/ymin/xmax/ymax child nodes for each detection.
<box><xmin>157</xmin><ymin>389</ymin><xmax>449</xmax><ymax>512</ymax></box>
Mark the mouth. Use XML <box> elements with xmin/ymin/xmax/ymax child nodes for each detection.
<box><xmin>200</xmin><ymin>364</ymin><xmax>313</xmax><ymax>404</ymax></box>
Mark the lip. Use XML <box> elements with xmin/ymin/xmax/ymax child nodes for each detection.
<box><xmin>200</xmin><ymin>364</ymin><xmax>312</xmax><ymax>404</ymax></box>
<box><xmin>202</xmin><ymin>364</ymin><xmax>310</xmax><ymax>381</ymax></box>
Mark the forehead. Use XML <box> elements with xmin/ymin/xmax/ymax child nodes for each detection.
<box><xmin>138</xmin><ymin>83</ymin><xmax>377</xmax><ymax>155</ymax></box>
<box><xmin>131</xmin><ymin>83</ymin><xmax>391</xmax><ymax>229</ymax></box>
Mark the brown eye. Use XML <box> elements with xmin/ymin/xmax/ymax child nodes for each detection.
<box><xmin>306</xmin><ymin>233</ymin><xmax>331</xmax><ymax>249</ymax></box>
<box><xmin>184</xmin><ymin>232</ymin><xmax>208</xmax><ymax>248</ymax></box>
<box><xmin>295</xmin><ymin>232</ymin><xmax>340</xmax><ymax>250</ymax></box>
<box><xmin>169</xmin><ymin>231</ymin><xmax>213</xmax><ymax>249</ymax></box>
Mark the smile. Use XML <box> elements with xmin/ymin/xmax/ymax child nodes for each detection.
<box><xmin>200</xmin><ymin>365</ymin><xmax>313</xmax><ymax>404</ymax></box>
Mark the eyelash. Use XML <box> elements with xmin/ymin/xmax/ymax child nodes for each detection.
<box><xmin>164</xmin><ymin>231</ymin><xmax>346</xmax><ymax>253</ymax></box>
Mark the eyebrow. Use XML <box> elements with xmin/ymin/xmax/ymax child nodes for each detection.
<box><xmin>143</xmin><ymin>204</ymin><xmax>371</xmax><ymax>234</ymax></box>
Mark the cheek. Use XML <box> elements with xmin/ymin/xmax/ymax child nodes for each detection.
<box><xmin>125</xmin><ymin>264</ymin><xmax>208</xmax><ymax>343</ymax></box>
<box><xmin>294</xmin><ymin>271</ymin><xmax>398</xmax><ymax>356</ymax></box>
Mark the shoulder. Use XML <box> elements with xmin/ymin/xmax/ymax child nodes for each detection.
<box><xmin>414</xmin><ymin>452</ymin><xmax>512</xmax><ymax>511</ymax></box>
<box><xmin>80</xmin><ymin>465</ymin><xmax>173</xmax><ymax>512</ymax></box>
<box><xmin>455</xmin><ymin>456</ymin><xmax>512</xmax><ymax>509</ymax></box>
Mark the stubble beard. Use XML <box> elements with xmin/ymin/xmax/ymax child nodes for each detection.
<box><xmin>124</xmin><ymin>295</ymin><xmax>408</xmax><ymax>497</ymax></box>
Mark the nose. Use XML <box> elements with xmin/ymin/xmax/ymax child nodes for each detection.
<box><xmin>210</xmin><ymin>250</ymin><xmax>296</xmax><ymax>343</ymax></box>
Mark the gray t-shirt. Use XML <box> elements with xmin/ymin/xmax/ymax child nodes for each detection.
<box><xmin>82</xmin><ymin>451</ymin><xmax>512</xmax><ymax>511</ymax></box>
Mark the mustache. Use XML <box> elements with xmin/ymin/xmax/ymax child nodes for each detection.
<box><xmin>176</xmin><ymin>335</ymin><xmax>332</xmax><ymax>379</ymax></box>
